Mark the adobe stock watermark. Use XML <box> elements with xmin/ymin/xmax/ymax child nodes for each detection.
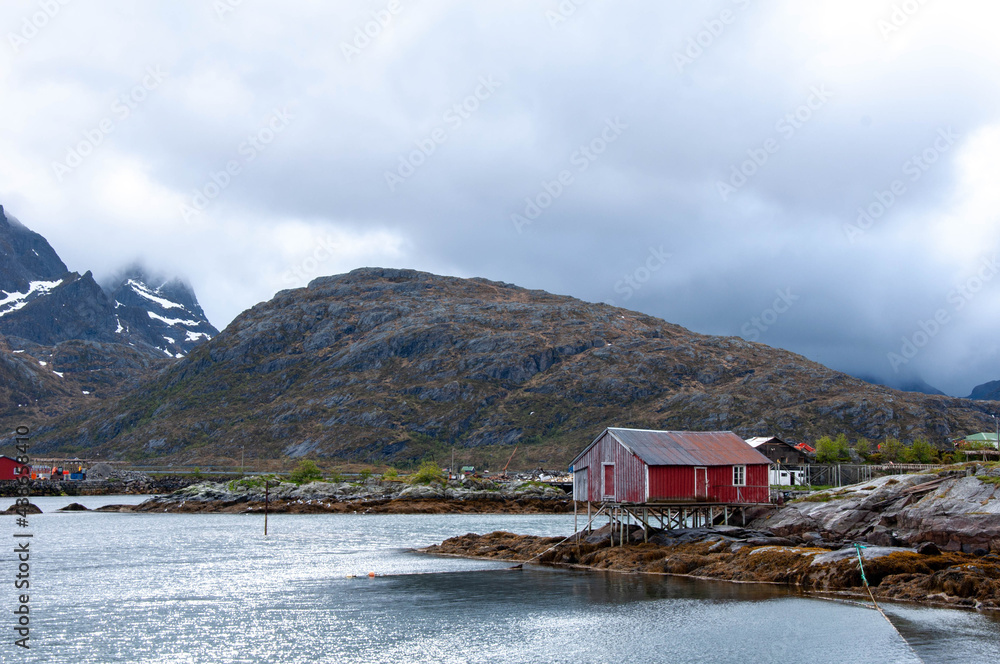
<box><xmin>10</xmin><ymin>425</ymin><xmax>33</xmax><ymax>650</ymax></box>
<box><xmin>545</xmin><ymin>0</ymin><xmax>590</xmax><ymax>29</ymax></box>
<box><xmin>877</xmin><ymin>0</ymin><xmax>931</xmax><ymax>40</ymax></box>
<box><xmin>281</xmin><ymin>235</ymin><xmax>341</xmax><ymax>287</ymax></box>
<box><xmin>887</xmin><ymin>255</ymin><xmax>998</xmax><ymax>372</ymax></box>
<box><xmin>717</xmin><ymin>85</ymin><xmax>832</xmax><ymax>202</ymax></box>
<box><xmin>384</xmin><ymin>75</ymin><xmax>503</xmax><ymax>193</ymax></box>
<box><xmin>605</xmin><ymin>245</ymin><xmax>672</xmax><ymax>307</ymax></box>
<box><xmin>7</xmin><ymin>0</ymin><xmax>72</xmax><ymax>54</ymax></box>
<box><xmin>213</xmin><ymin>0</ymin><xmax>244</xmax><ymax>20</ymax></box>
<box><xmin>50</xmin><ymin>66</ymin><xmax>168</xmax><ymax>183</ymax></box>
<box><xmin>341</xmin><ymin>0</ymin><xmax>403</xmax><ymax>62</ymax></box>
<box><xmin>180</xmin><ymin>106</ymin><xmax>294</xmax><ymax>223</ymax></box>
<box><xmin>843</xmin><ymin>127</ymin><xmax>957</xmax><ymax>243</ymax></box>
<box><xmin>674</xmin><ymin>0</ymin><xmax>751</xmax><ymax>73</ymax></box>
<box><xmin>511</xmin><ymin>117</ymin><xmax>627</xmax><ymax>234</ymax></box>
<box><xmin>740</xmin><ymin>288</ymin><xmax>799</xmax><ymax>342</ymax></box>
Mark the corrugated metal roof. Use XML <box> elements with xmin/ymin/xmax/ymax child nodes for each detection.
<box><xmin>574</xmin><ymin>428</ymin><xmax>771</xmax><ymax>467</ymax></box>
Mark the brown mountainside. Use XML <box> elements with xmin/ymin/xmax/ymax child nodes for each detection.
<box><xmin>22</xmin><ymin>268</ymin><xmax>996</xmax><ymax>468</ymax></box>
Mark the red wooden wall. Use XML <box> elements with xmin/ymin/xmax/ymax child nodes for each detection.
<box><xmin>573</xmin><ymin>431</ymin><xmax>646</xmax><ymax>503</ymax></box>
<box><xmin>0</xmin><ymin>457</ymin><xmax>30</xmax><ymax>481</ymax></box>
<box><xmin>648</xmin><ymin>464</ymin><xmax>768</xmax><ymax>503</ymax></box>
<box><xmin>573</xmin><ymin>433</ymin><xmax>771</xmax><ymax>504</ymax></box>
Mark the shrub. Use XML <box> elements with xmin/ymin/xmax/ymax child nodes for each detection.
<box><xmin>409</xmin><ymin>460</ymin><xmax>445</xmax><ymax>485</ymax></box>
<box><xmin>906</xmin><ymin>439</ymin><xmax>939</xmax><ymax>464</ymax></box>
<box><xmin>854</xmin><ymin>437</ymin><xmax>872</xmax><ymax>461</ymax></box>
<box><xmin>815</xmin><ymin>434</ymin><xmax>850</xmax><ymax>463</ymax></box>
<box><xmin>382</xmin><ymin>468</ymin><xmax>399</xmax><ymax>480</ymax></box>
<box><xmin>288</xmin><ymin>460</ymin><xmax>323</xmax><ymax>485</ymax></box>
<box><xmin>359</xmin><ymin>469</ymin><xmax>373</xmax><ymax>482</ymax></box>
<box><xmin>878</xmin><ymin>437</ymin><xmax>906</xmax><ymax>463</ymax></box>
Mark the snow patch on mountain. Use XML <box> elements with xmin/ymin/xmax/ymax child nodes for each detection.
<box><xmin>148</xmin><ymin>311</ymin><xmax>202</xmax><ymax>327</ymax></box>
<box><xmin>0</xmin><ymin>279</ymin><xmax>64</xmax><ymax>317</ymax></box>
<box><xmin>128</xmin><ymin>279</ymin><xmax>185</xmax><ymax>310</ymax></box>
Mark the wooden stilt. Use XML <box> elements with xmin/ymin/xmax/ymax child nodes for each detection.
<box><xmin>609</xmin><ymin>507</ymin><xmax>614</xmax><ymax>548</ymax></box>
<box><xmin>620</xmin><ymin>507</ymin><xmax>624</xmax><ymax>547</ymax></box>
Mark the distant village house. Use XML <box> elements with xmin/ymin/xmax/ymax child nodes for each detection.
<box><xmin>0</xmin><ymin>455</ymin><xmax>31</xmax><ymax>481</ymax></box>
<box><xmin>744</xmin><ymin>436</ymin><xmax>810</xmax><ymax>465</ymax></box>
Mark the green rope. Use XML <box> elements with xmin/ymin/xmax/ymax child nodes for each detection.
<box><xmin>854</xmin><ymin>543</ymin><xmax>924</xmax><ymax>662</ymax></box>
<box><xmin>854</xmin><ymin>542</ymin><xmax>869</xmax><ymax>586</ymax></box>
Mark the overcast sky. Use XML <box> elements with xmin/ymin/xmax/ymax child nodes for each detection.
<box><xmin>2</xmin><ymin>0</ymin><xmax>1000</xmax><ymax>397</ymax></box>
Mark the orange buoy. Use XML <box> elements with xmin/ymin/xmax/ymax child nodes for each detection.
<box><xmin>368</xmin><ymin>572</ymin><xmax>376</xmax><ymax>577</ymax></box>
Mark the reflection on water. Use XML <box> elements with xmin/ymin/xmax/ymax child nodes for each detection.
<box><xmin>0</xmin><ymin>508</ymin><xmax>997</xmax><ymax>663</ymax></box>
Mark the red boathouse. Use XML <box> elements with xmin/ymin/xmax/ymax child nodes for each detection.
<box><xmin>0</xmin><ymin>455</ymin><xmax>31</xmax><ymax>481</ymax></box>
<box><xmin>571</xmin><ymin>428</ymin><xmax>771</xmax><ymax>504</ymax></box>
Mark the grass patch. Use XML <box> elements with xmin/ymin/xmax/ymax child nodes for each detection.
<box><xmin>792</xmin><ymin>491</ymin><xmax>852</xmax><ymax>503</ymax></box>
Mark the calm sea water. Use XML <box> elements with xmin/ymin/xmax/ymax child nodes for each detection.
<box><xmin>1</xmin><ymin>495</ymin><xmax>998</xmax><ymax>663</ymax></box>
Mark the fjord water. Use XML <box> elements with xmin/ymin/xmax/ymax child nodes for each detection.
<box><xmin>3</xmin><ymin>496</ymin><xmax>998</xmax><ymax>663</ymax></box>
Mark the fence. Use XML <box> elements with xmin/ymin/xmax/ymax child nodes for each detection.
<box><xmin>771</xmin><ymin>463</ymin><xmax>941</xmax><ymax>488</ymax></box>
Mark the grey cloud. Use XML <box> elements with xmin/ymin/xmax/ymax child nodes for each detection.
<box><xmin>2</xmin><ymin>0</ymin><xmax>999</xmax><ymax>397</ymax></box>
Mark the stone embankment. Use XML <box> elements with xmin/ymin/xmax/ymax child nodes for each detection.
<box><xmin>424</xmin><ymin>466</ymin><xmax>1000</xmax><ymax>612</ymax></box>
<box><xmin>130</xmin><ymin>478</ymin><xmax>572</xmax><ymax>514</ymax></box>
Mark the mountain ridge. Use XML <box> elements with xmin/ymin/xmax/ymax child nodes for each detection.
<box><xmin>22</xmin><ymin>267</ymin><xmax>995</xmax><ymax>467</ymax></box>
<box><xmin>0</xmin><ymin>205</ymin><xmax>217</xmax><ymax>434</ymax></box>
<box><xmin>967</xmin><ymin>379</ymin><xmax>1000</xmax><ymax>402</ymax></box>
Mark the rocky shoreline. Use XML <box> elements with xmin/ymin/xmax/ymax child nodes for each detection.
<box><xmin>124</xmin><ymin>477</ymin><xmax>574</xmax><ymax>514</ymax></box>
<box><xmin>423</xmin><ymin>468</ymin><xmax>1000</xmax><ymax>612</ymax></box>
<box><xmin>0</xmin><ymin>475</ymin><xmax>200</xmax><ymax>497</ymax></box>
<box><xmin>423</xmin><ymin>527</ymin><xmax>1000</xmax><ymax>612</ymax></box>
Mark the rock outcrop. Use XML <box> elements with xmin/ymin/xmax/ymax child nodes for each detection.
<box><xmin>755</xmin><ymin>467</ymin><xmax>1000</xmax><ymax>554</ymax></box>
<box><xmin>424</xmin><ymin>526</ymin><xmax>1000</xmax><ymax>611</ymax></box>
<box><xmin>132</xmin><ymin>478</ymin><xmax>572</xmax><ymax>514</ymax></box>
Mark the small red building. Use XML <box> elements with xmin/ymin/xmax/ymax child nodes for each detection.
<box><xmin>571</xmin><ymin>428</ymin><xmax>771</xmax><ymax>504</ymax></box>
<box><xmin>0</xmin><ymin>455</ymin><xmax>31</xmax><ymax>481</ymax></box>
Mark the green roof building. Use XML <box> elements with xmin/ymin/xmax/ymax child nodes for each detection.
<box><xmin>963</xmin><ymin>432</ymin><xmax>999</xmax><ymax>447</ymax></box>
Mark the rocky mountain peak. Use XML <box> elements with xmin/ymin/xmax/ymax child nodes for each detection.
<box><xmin>0</xmin><ymin>205</ymin><xmax>69</xmax><ymax>294</ymax></box>
<box><xmin>0</xmin><ymin>206</ymin><xmax>217</xmax><ymax>357</ymax></box>
<box><xmin>104</xmin><ymin>263</ymin><xmax>218</xmax><ymax>358</ymax></box>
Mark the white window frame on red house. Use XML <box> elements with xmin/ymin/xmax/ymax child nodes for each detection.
<box><xmin>733</xmin><ymin>465</ymin><xmax>746</xmax><ymax>486</ymax></box>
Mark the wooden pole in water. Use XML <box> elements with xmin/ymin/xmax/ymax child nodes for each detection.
<box><xmin>264</xmin><ymin>479</ymin><xmax>270</xmax><ymax>536</ymax></box>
